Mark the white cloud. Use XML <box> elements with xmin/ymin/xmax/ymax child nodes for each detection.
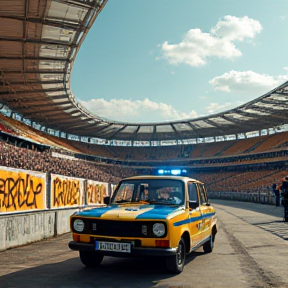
<box><xmin>211</xmin><ymin>15</ymin><xmax>262</xmax><ymax>41</ymax></box>
<box><xmin>209</xmin><ymin>70</ymin><xmax>288</xmax><ymax>93</ymax></box>
<box><xmin>161</xmin><ymin>15</ymin><xmax>262</xmax><ymax>66</ymax></box>
<box><xmin>79</xmin><ymin>98</ymin><xmax>198</xmax><ymax>123</ymax></box>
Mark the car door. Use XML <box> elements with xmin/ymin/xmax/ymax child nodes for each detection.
<box><xmin>198</xmin><ymin>183</ymin><xmax>212</xmax><ymax>240</ymax></box>
<box><xmin>187</xmin><ymin>182</ymin><xmax>203</xmax><ymax>248</ymax></box>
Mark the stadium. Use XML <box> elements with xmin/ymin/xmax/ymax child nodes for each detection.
<box><xmin>1</xmin><ymin>0</ymin><xmax>288</xmax><ymax>198</ymax></box>
<box><xmin>1</xmin><ymin>1</ymin><xmax>288</xmax><ymax>286</ymax></box>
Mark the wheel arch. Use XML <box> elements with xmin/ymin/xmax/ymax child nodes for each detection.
<box><xmin>212</xmin><ymin>224</ymin><xmax>217</xmax><ymax>236</ymax></box>
<box><xmin>181</xmin><ymin>231</ymin><xmax>191</xmax><ymax>253</ymax></box>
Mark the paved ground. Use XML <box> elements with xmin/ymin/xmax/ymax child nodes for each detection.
<box><xmin>212</xmin><ymin>199</ymin><xmax>284</xmax><ymax>218</ymax></box>
<box><xmin>211</xmin><ymin>199</ymin><xmax>288</xmax><ymax>241</ymax></box>
<box><xmin>0</xmin><ymin>200</ymin><xmax>287</xmax><ymax>288</ymax></box>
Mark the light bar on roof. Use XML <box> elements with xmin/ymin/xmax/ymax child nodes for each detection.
<box><xmin>157</xmin><ymin>169</ymin><xmax>187</xmax><ymax>176</ymax></box>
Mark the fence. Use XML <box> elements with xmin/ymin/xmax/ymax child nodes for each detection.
<box><xmin>0</xmin><ymin>165</ymin><xmax>112</xmax><ymax>251</ymax></box>
<box><xmin>209</xmin><ymin>191</ymin><xmax>277</xmax><ymax>205</ymax></box>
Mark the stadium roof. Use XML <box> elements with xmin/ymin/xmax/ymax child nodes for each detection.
<box><xmin>0</xmin><ymin>0</ymin><xmax>288</xmax><ymax>142</ymax></box>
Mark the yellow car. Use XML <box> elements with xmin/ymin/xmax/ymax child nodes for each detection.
<box><xmin>68</xmin><ymin>173</ymin><xmax>217</xmax><ymax>274</ymax></box>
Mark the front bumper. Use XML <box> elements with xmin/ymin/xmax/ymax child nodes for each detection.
<box><xmin>68</xmin><ymin>241</ymin><xmax>177</xmax><ymax>257</ymax></box>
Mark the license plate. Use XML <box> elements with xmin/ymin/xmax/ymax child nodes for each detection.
<box><xmin>95</xmin><ymin>241</ymin><xmax>131</xmax><ymax>253</ymax></box>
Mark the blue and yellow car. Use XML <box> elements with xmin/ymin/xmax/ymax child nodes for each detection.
<box><xmin>68</xmin><ymin>174</ymin><xmax>217</xmax><ymax>274</ymax></box>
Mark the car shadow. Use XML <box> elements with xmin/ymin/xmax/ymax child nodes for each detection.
<box><xmin>0</xmin><ymin>252</ymin><xmax>203</xmax><ymax>288</ymax></box>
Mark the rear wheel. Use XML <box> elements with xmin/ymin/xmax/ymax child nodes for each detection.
<box><xmin>79</xmin><ymin>251</ymin><xmax>104</xmax><ymax>267</ymax></box>
<box><xmin>203</xmin><ymin>233</ymin><xmax>215</xmax><ymax>253</ymax></box>
<box><xmin>284</xmin><ymin>207</ymin><xmax>288</xmax><ymax>222</ymax></box>
<box><xmin>166</xmin><ymin>238</ymin><xmax>186</xmax><ymax>274</ymax></box>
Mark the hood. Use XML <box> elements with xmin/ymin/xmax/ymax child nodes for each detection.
<box><xmin>76</xmin><ymin>204</ymin><xmax>184</xmax><ymax>220</ymax></box>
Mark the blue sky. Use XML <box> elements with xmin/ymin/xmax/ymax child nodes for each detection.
<box><xmin>71</xmin><ymin>0</ymin><xmax>288</xmax><ymax>123</ymax></box>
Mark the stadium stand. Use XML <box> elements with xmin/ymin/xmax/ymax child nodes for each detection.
<box><xmin>1</xmin><ymin>111</ymin><xmax>288</xmax><ymax>195</ymax></box>
<box><xmin>0</xmin><ymin>0</ymin><xmax>288</xmax><ymax>144</ymax></box>
<box><xmin>0</xmin><ymin>0</ymin><xmax>288</xmax><ymax>200</ymax></box>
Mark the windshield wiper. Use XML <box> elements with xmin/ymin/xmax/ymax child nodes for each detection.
<box><xmin>147</xmin><ymin>200</ymin><xmax>176</xmax><ymax>205</ymax></box>
<box><xmin>114</xmin><ymin>200</ymin><xmax>130</xmax><ymax>203</ymax></box>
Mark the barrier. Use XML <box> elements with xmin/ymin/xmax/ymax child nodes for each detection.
<box><xmin>0</xmin><ymin>166</ymin><xmax>112</xmax><ymax>251</ymax></box>
<box><xmin>0</xmin><ymin>208</ymin><xmax>79</xmax><ymax>251</ymax></box>
<box><xmin>0</xmin><ymin>166</ymin><xmax>46</xmax><ymax>213</ymax></box>
<box><xmin>50</xmin><ymin>174</ymin><xmax>84</xmax><ymax>208</ymax></box>
<box><xmin>208</xmin><ymin>191</ymin><xmax>276</xmax><ymax>205</ymax></box>
<box><xmin>86</xmin><ymin>180</ymin><xmax>109</xmax><ymax>205</ymax></box>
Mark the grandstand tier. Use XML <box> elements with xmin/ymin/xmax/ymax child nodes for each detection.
<box><xmin>0</xmin><ymin>0</ymin><xmax>288</xmax><ymax>142</ymax></box>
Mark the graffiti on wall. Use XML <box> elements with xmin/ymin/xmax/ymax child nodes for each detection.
<box><xmin>51</xmin><ymin>174</ymin><xmax>83</xmax><ymax>208</ymax></box>
<box><xmin>5</xmin><ymin>213</ymin><xmax>54</xmax><ymax>242</ymax></box>
<box><xmin>0</xmin><ymin>167</ymin><xmax>46</xmax><ymax>213</ymax></box>
<box><xmin>86</xmin><ymin>180</ymin><xmax>108</xmax><ymax>205</ymax></box>
<box><xmin>0</xmin><ymin>167</ymin><xmax>111</xmax><ymax>213</ymax></box>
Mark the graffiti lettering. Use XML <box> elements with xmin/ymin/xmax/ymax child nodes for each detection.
<box><xmin>0</xmin><ymin>171</ymin><xmax>45</xmax><ymax>213</ymax></box>
<box><xmin>6</xmin><ymin>218</ymin><xmax>16</xmax><ymax>241</ymax></box>
<box><xmin>52</xmin><ymin>177</ymin><xmax>80</xmax><ymax>208</ymax></box>
<box><xmin>86</xmin><ymin>182</ymin><xmax>107</xmax><ymax>205</ymax></box>
<box><xmin>17</xmin><ymin>216</ymin><xmax>30</xmax><ymax>236</ymax></box>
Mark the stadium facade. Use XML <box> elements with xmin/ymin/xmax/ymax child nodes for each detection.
<box><xmin>0</xmin><ymin>0</ymin><xmax>288</xmax><ymax>145</ymax></box>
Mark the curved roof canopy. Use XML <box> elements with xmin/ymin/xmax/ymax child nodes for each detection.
<box><xmin>0</xmin><ymin>0</ymin><xmax>288</xmax><ymax>142</ymax></box>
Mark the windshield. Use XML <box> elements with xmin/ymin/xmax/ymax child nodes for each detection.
<box><xmin>111</xmin><ymin>179</ymin><xmax>184</xmax><ymax>205</ymax></box>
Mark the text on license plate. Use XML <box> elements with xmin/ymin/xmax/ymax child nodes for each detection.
<box><xmin>95</xmin><ymin>241</ymin><xmax>131</xmax><ymax>253</ymax></box>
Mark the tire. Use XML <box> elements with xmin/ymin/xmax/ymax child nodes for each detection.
<box><xmin>284</xmin><ymin>207</ymin><xmax>288</xmax><ymax>222</ymax></box>
<box><xmin>203</xmin><ymin>233</ymin><xmax>215</xmax><ymax>253</ymax></box>
<box><xmin>166</xmin><ymin>238</ymin><xmax>186</xmax><ymax>274</ymax></box>
<box><xmin>79</xmin><ymin>251</ymin><xmax>104</xmax><ymax>267</ymax></box>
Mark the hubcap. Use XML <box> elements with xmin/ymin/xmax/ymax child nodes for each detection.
<box><xmin>177</xmin><ymin>243</ymin><xmax>183</xmax><ymax>265</ymax></box>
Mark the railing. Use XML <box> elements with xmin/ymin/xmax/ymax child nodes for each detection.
<box><xmin>209</xmin><ymin>191</ymin><xmax>278</xmax><ymax>205</ymax></box>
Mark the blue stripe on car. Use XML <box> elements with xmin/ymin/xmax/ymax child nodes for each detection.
<box><xmin>173</xmin><ymin>212</ymin><xmax>216</xmax><ymax>226</ymax></box>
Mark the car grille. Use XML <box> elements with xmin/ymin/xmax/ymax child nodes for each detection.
<box><xmin>83</xmin><ymin>219</ymin><xmax>166</xmax><ymax>238</ymax></box>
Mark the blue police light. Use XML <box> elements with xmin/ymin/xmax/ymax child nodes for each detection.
<box><xmin>156</xmin><ymin>168</ymin><xmax>188</xmax><ymax>176</ymax></box>
<box><xmin>171</xmin><ymin>169</ymin><xmax>181</xmax><ymax>175</ymax></box>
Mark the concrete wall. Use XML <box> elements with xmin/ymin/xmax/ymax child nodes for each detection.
<box><xmin>0</xmin><ymin>208</ymin><xmax>78</xmax><ymax>252</ymax></box>
<box><xmin>0</xmin><ymin>166</ymin><xmax>111</xmax><ymax>252</ymax></box>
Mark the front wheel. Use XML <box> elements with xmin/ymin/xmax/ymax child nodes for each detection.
<box><xmin>166</xmin><ymin>238</ymin><xmax>186</xmax><ymax>274</ymax></box>
<box><xmin>79</xmin><ymin>251</ymin><xmax>104</xmax><ymax>267</ymax></box>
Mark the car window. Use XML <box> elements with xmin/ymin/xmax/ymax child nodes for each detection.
<box><xmin>188</xmin><ymin>182</ymin><xmax>198</xmax><ymax>203</ymax></box>
<box><xmin>113</xmin><ymin>183</ymin><xmax>134</xmax><ymax>202</ymax></box>
<box><xmin>111</xmin><ymin>179</ymin><xmax>184</xmax><ymax>205</ymax></box>
<box><xmin>198</xmin><ymin>184</ymin><xmax>207</xmax><ymax>204</ymax></box>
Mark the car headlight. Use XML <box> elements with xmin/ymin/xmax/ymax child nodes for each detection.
<box><xmin>73</xmin><ymin>219</ymin><xmax>84</xmax><ymax>232</ymax></box>
<box><xmin>153</xmin><ymin>223</ymin><xmax>165</xmax><ymax>237</ymax></box>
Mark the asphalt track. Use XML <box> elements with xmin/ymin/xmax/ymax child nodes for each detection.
<box><xmin>0</xmin><ymin>200</ymin><xmax>287</xmax><ymax>288</ymax></box>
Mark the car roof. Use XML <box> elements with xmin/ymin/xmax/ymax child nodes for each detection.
<box><xmin>120</xmin><ymin>175</ymin><xmax>204</xmax><ymax>184</ymax></box>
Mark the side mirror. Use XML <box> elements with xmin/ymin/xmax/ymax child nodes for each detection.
<box><xmin>103</xmin><ymin>196</ymin><xmax>111</xmax><ymax>205</ymax></box>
